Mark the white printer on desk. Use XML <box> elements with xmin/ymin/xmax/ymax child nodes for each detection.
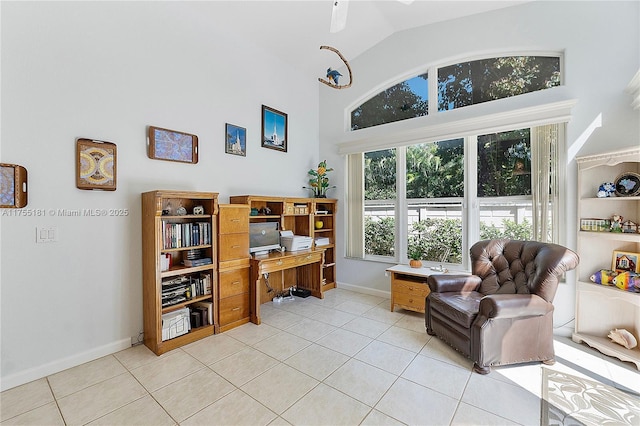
<box><xmin>280</xmin><ymin>230</ymin><xmax>313</xmax><ymax>251</ymax></box>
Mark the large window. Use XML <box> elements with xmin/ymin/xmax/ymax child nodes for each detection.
<box><xmin>355</xmin><ymin>124</ymin><xmax>563</xmax><ymax>268</ymax></box>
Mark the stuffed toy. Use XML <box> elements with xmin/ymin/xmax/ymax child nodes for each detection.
<box><xmin>612</xmin><ymin>271</ymin><xmax>640</xmax><ymax>292</ymax></box>
<box><xmin>590</xmin><ymin>269</ymin><xmax>619</xmax><ymax>285</ymax></box>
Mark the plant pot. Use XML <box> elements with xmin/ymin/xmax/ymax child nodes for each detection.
<box><xmin>409</xmin><ymin>259</ymin><xmax>422</xmax><ymax>268</ymax></box>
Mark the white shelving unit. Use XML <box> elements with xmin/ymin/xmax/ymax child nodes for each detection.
<box><xmin>572</xmin><ymin>147</ymin><xmax>640</xmax><ymax>369</ymax></box>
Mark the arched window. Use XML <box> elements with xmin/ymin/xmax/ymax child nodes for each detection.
<box><xmin>349</xmin><ymin>55</ymin><xmax>561</xmax><ymax>131</ymax></box>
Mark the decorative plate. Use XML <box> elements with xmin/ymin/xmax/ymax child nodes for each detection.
<box><xmin>614</xmin><ymin>172</ymin><xmax>640</xmax><ymax>197</ymax></box>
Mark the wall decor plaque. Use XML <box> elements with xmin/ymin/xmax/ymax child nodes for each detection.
<box><xmin>76</xmin><ymin>139</ymin><xmax>117</xmax><ymax>191</ymax></box>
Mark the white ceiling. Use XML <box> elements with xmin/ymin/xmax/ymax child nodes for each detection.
<box><xmin>193</xmin><ymin>0</ymin><xmax>531</xmax><ymax>78</ymax></box>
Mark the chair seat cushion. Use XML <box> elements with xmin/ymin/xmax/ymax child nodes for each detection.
<box><xmin>429</xmin><ymin>291</ymin><xmax>483</xmax><ymax>328</ymax></box>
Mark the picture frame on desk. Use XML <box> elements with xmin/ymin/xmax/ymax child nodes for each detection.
<box><xmin>261</xmin><ymin>105</ymin><xmax>287</xmax><ymax>152</ymax></box>
<box><xmin>148</xmin><ymin>126</ymin><xmax>198</xmax><ymax>164</ymax></box>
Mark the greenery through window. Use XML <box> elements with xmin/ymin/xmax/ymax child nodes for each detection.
<box><xmin>438</xmin><ymin>56</ymin><xmax>560</xmax><ymax>111</ymax></box>
<box><xmin>351</xmin><ymin>74</ymin><xmax>428</xmax><ymax>131</ymax></box>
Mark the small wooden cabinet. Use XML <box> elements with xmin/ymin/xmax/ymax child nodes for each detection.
<box><xmin>387</xmin><ymin>265</ymin><xmax>431</xmax><ymax>313</ymax></box>
<box><xmin>141</xmin><ymin>190</ymin><xmax>218</xmax><ymax>355</ymax></box>
<box><xmin>217</xmin><ymin>204</ymin><xmax>251</xmax><ymax>332</ymax></box>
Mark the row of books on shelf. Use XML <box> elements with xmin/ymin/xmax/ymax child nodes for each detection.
<box><xmin>161</xmin><ymin>273</ymin><xmax>212</xmax><ymax>307</ymax></box>
<box><xmin>162</xmin><ymin>221</ymin><xmax>211</xmax><ymax>249</ymax></box>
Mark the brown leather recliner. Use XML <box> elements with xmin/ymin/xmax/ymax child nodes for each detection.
<box><xmin>425</xmin><ymin>239</ymin><xmax>579</xmax><ymax>374</ymax></box>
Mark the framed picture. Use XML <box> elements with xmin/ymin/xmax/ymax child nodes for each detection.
<box><xmin>0</xmin><ymin>163</ymin><xmax>28</xmax><ymax>207</ymax></box>
<box><xmin>261</xmin><ymin>105</ymin><xmax>287</xmax><ymax>152</ymax></box>
<box><xmin>225</xmin><ymin>123</ymin><xmax>246</xmax><ymax>156</ymax></box>
<box><xmin>76</xmin><ymin>139</ymin><xmax>117</xmax><ymax>191</ymax></box>
<box><xmin>612</xmin><ymin>250</ymin><xmax>640</xmax><ymax>273</ymax></box>
<box><xmin>148</xmin><ymin>126</ymin><xmax>198</xmax><ymax>164</ymax></box>
<box><xmin>614</xmin><ymin>172</ymin><xmax>640</xmax><ymax>197</ymax></box>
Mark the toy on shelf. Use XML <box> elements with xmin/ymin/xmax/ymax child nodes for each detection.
<box><xmin>610</xmin><ymin>214</ymin><xmax>624</xmax><ymax>232</ymax></box>
<box><xmin>612</xmin><ymin>271</ymin><xmax>640</xmax><ymax>292</ymax></box>
<box><xmin>590</xmin><ymin>269</ymin><xmax>619</xmax><ymax>285</ymax></box>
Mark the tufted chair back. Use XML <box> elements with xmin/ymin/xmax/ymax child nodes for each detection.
<box><xmin>470</xmin><ymin>239</ymin><xmax>577</xmax><ymax>303</ymax></box>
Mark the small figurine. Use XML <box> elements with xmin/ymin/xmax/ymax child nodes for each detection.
<box><xmin>326</xmin><ymin>68</ymin><xmax>342</xmax><ymax>85</ymax></box>
<box><xmin>590</xmin><ymin>269</ymin><xmax>619</xmax><ymax>285</ymax></box>
<box><xmin>597</xmin><ymin>182</ymin><xmax>615</xmax><ymax>198</ymax></box>
<box><xmin>610</xmin><ymin>214</ymin><xmax>624</xmax><ymax>232</ymax></box>
<box><xmin>622</xmin><ymin>220</ymin><xmax>638</xmax><ymax>233</ymax></box>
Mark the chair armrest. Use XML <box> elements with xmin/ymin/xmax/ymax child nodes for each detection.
<box><xmin>478</xmin><ymin>294</ymin><xmax>553</xmax><ymax>319</ymax></box>
<box><xmin>427</xmin><ymin>274</ymin><xmax>482</xmax><ymax>293</ymax></box>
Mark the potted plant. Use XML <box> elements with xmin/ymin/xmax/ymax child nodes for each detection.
<box><xmin>304</xmin><ymin>160</ymin><xmax>336</xmax><ymax>198</ymax></box>
<box><xmin>409</xmin><ymin>247</ymin><xmax>423</xmax><ymax>268</ymax></box>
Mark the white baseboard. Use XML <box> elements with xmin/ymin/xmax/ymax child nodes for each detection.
<box><xmin>337</xmin><ymin>281</ymin><xmax>391</xmax><ymax>299</ymax></box>
<box><xmin>0</xmin><ymin>338</ymin><xmax>131</xmax><ymax>392</ymax></box>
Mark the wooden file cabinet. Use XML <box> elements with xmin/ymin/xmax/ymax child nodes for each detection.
<box><xmin>217</xmin><ymin>204</ymin><xmax>251</xmax><ymax>332</ymax></box>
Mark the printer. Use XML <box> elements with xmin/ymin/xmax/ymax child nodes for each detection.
<box><xmin>280</xmin><ymin>230</ymin><xmax>313</xmax><ymax>251</ymax></box>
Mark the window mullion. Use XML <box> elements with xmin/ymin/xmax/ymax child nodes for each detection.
<box><xmin>397</xmin><ymin>146</ymin><xmax>408</xmax><ymax>262</ymax></box>
<box><xmin>464</xmin><ymin>135</ymin><xmax>479</xmax><ymax>270</ymax></box>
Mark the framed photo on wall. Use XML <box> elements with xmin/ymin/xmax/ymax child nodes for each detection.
<box><xmin>261</xmin><ymin>105</ymin><xmax>287</xmax><ymax>152</ymax></box>
<box><xmin>225</xmin><ymin>123</ymin><xmax>246</xmax><ymax>156</ymax></box>
<box><xmin>612</xmin><ymin>250</ymin><xmax>640</xmax><ymax>273</ymax></box>
<box><xmin>148</xmin><ymin>126</ymin><xmax>198</xmax><ymax>164</ymax></box>
<box><xmin>76</xmin><ymin>139</ymin><xmax>117</xmax><ymax>191</ymax></box>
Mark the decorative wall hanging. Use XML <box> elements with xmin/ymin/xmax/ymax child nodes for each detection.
<box><xmin>0</xmin><ymin>163</ymin><xmax>28</xmax><ymax>207</ymax></box>
<box><xmin>225</xmin><ymin>123</ymin><xmax>247</xmax><ymax>157</ymax></box>
<box><xmin>261</xmin><ymin>105</ymin><xmax>287</xmax><ymax>152</ymax></box>
<box><xmin>148</xmin><ymin>126</ymin><xmax>198</xmax><ymax>164</ymax></box>
<box><xmin>318</xmin><ymin>45</ymin><xmax>352</xmax><ymax>89</ymax></box>
<box><xmin>76</xmin><ymin>139</ymin><xmax>117</xmax><ymax>191</ymax></box>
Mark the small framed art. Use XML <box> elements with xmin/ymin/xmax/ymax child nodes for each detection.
<box><xmin>0</xmin><ymin>163</ymin><xmax>28</xmax><ymax>207</ymax></box>
<box><xmin>614</xmin><ymin>172</ymin><xmax>640</xmax><ymax>197</ymax></box>
<box><xmin>225</xmin><ymin>123</ymin><xmax>246</xmax><ymax>156</ymax></box>
<box><xmin>76</xmin><ymin>139</ymin><xmax>117</xmax><ymax>191</ymax></box>
<box><xmin>148</xmin><ymin>126</ymin><xmax>198</xmax><ymax>164</ymax></box>
<box><xmin>261</xmin><ymin>105</ymin><xmax>287</xmax><ymax>152</ymax></box>
<box><xmin>612</xmin><ymin>250</ymin><xmax>640</xmax><ymax>273</ymax></box>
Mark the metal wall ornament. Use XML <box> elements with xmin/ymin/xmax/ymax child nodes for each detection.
<box><xmin>318</xmin><ymin>45</ymin><xmax>352</xmax><ymax>89</ymax></box>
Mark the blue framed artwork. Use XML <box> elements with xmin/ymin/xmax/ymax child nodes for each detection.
<box><xmin>261</xmin><ymin>105</ymin><xmax>287</xmax><ymax>152</ymax></box>
<box><xmin>148</xmin><ymin>126</ymin><xmax>198</xmax><ymax>164</ymax></box>
<box><xmin>225</xmin><ymin>123</ymin><xmax>246</xmax><ymax>157</ymax></box>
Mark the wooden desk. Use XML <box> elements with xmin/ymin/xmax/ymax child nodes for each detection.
<box><xmin>387</xmin><ymin>264</ymin><xmax>466</xmax><ymax>313</ymax></box>
<box><xmin>250</xmin><ymin>249</ymin><xmax>325</xmax><ymax>324</ymax></box>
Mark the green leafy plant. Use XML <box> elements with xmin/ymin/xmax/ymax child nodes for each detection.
<box><xmin>304</xmin><ymin>160</ymin><xmax>335</xmax><ymax>198</ymax></box>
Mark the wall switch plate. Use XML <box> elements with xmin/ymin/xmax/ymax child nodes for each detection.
<box><xmin>36</xmin><ymin>226</ymin><xmax>58</xmax><ymax>243</ymax></box>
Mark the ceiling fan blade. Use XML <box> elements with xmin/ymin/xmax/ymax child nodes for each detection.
<box><xmin>330</xmin><ymin>0</ymin><xmax>349</xmax><ymax>33</ymax></box>
<box><xmin>397</xmin><ymin>0</ymin><xmax>415</xmax><ymax>4</ymax></box>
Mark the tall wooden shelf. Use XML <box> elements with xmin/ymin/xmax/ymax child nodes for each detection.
<box><xmin>142</xmin><ymin>190</ymin><xmax>219</xmax><ymax>355</ymax></box>
<box><xmin>229</xmin><ymin>195</ymin><xmax>338</xmax><ymax>296</ymax></box>
<box><xmin>572</xmin><ymin>147</ymin><xmax>640</xmax><ymax>369</ymax></box>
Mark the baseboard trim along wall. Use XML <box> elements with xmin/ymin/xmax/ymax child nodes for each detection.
<box><xmin>337</xmin><ymin>281</ymin><xmax>391</xmax><ymax>299</ymax></box>
<box><xmin>1</xmin><ymin>338</ymin><xmax>131</xmax><ymax>392</ymax></box>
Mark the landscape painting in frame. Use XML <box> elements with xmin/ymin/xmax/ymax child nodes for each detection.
<box><xmin>261</xmin><ymin>105</ymin><xmax>287</xmax><ymax>152</ymax></box>
<box><xmin>225</xmin><ymin>123</ymin><xmax>246</xmax><ymax>156</ymax></box>
<box><xmin>148</xmin><ymin>126</ymin><xmax>198</xmax><ymax>164</ymax></box>
<box><xmin>612</xmin><ymin>250</ymin><xmax>640</xmax><ymax>273</ymax></box>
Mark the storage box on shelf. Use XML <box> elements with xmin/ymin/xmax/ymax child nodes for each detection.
<box><xmin>142</xmin><ymin>190</ymin><xmax>219</xmax><ymax>355</ymax></box>
<box><xmin>217</xmin><ymin>204</ymin><xmax>251</xmax><ymax>332</ymax></box>
<box><xmin>573</xmin><ymin>147</ymin><xmax>640</xmax><ymax>369</ymax></box>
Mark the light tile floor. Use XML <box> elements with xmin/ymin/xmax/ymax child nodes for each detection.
<box><xmin>2</xmin><ymin>288</ymin><xmax>639</xmax><ymax>425</ymax></box>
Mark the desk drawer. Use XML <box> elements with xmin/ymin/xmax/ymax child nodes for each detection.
<box><xmin>219</xmin><ymin>206</ymin><xmax>249</xmax><ymax>234</ymax></box>
<box><xmin>219</xmin><ymin>234</ymin><xmax>249</xmax><ymax>261</ymax></box>
<box><xmin>393</xmin><ymin>280</ymin><xmax>430</xmax><ymax>298</ymax></box>
<box><xmin>219</xmin><ymin>293</ymin><xmax>249</xmax><ymax>325</ymax></box>
<box><xmin>219</xmin><ymin>268</ymin><xmax>249</xmax><ymax>298</ymax></box>
<box><xmin>393</xmin><ymin>292</ymin><xmax>427</xmax><ymax>312</ymax></box>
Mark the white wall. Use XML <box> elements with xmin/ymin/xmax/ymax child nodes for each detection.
<box><xmin>0</xmin><ymin>1</ymin><xmax>320</xmax><ymax>390</ymax></box>
<box><xmin>320</xmin><ymin>1</ymin><xmax>639</xmax><ymax>332</ymax></box>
